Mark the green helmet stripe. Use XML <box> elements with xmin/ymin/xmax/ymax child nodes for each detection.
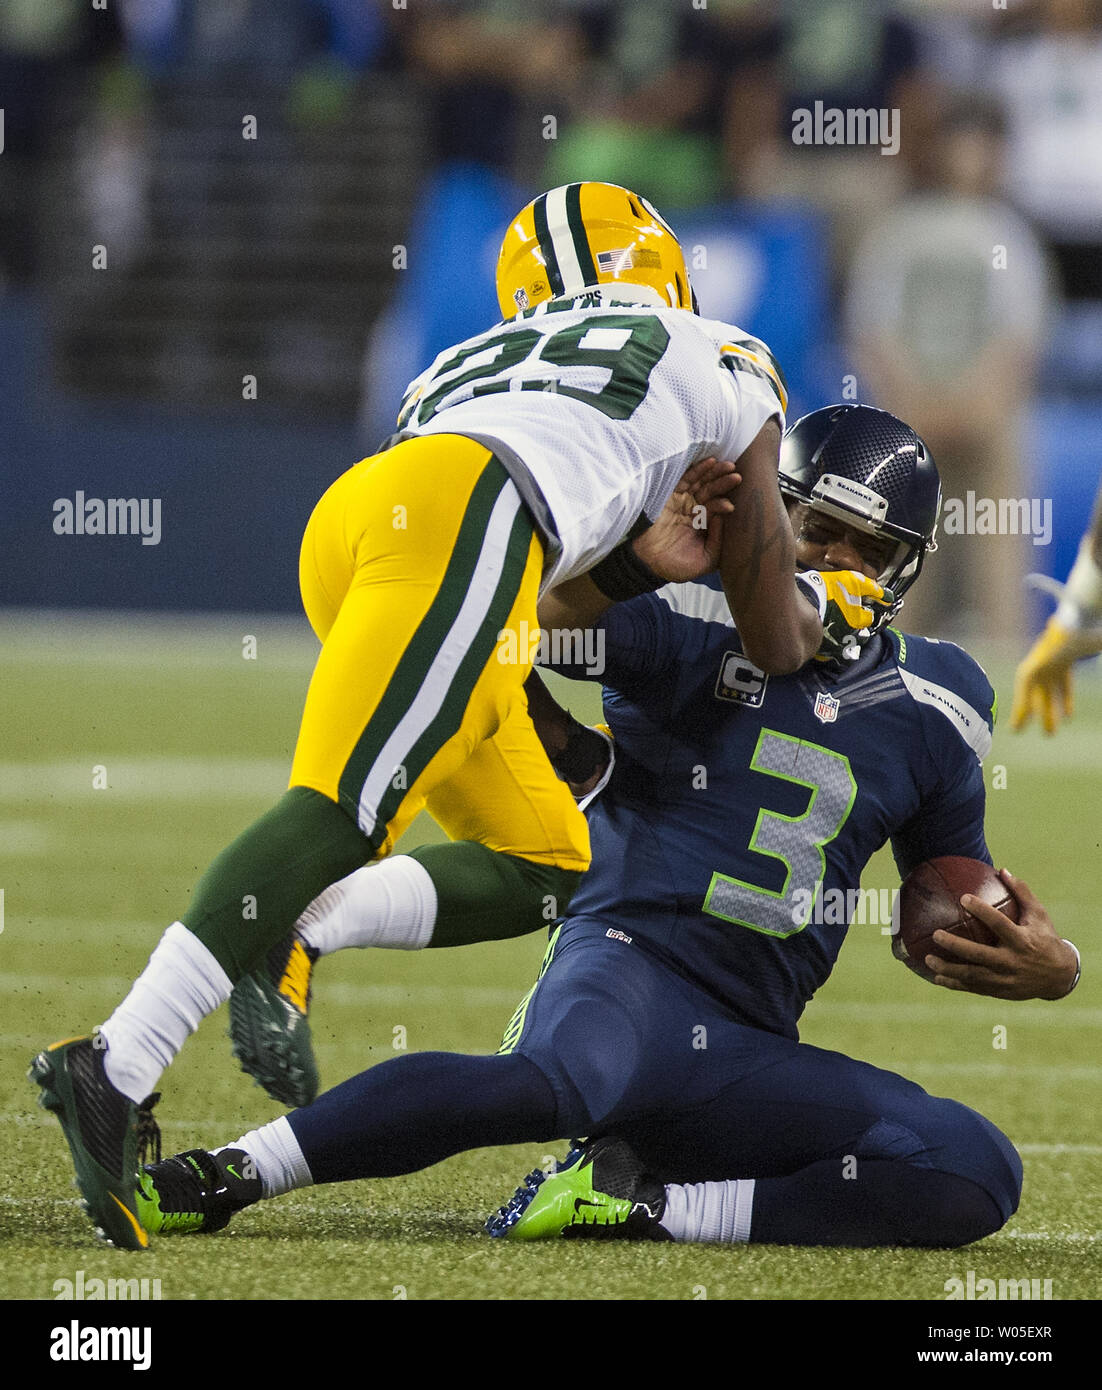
<box><xmin>532</xmin><ymin>194</ymin><xmax>565</xmax><ymax>298</ymax></box>
<box><xmin>565</xmin><ymin>183</ymin><xmax>598</xmax><ymax>289</ymax></box>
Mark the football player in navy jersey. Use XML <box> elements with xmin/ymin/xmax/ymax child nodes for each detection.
<box><xmin>132</xmin><ymin>406</ymin><xmax>1080</xmax><ymax>1249</ymax></box>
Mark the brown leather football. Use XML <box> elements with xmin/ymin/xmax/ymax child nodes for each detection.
<box><xmin>894</xmin><ymin>856</ymin><xmax>1018</xmax><ymax>980</ymax></box>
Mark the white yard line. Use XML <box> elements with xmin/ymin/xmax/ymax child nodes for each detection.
<box><xmin>809</xmin><ymin>1000</ymin><xmax>1102</xmax><ymax>1026</ymax></box>
<box><xmin>0</xmin><ymin>757</ymin><xmax>289</xmax><ymax>801</ymax></box>
<box><xmin>7</xmin><ymin>1112</ymin><xmax>254</xmax><ymax>1130</ymax></box>
<box><xmin>906</xmin><ymin>1062</ymin><xmax>1102</xmax><ymax>1080</ymax></box>
<box><xmin>1016</xmin><ymin>1144</ymin><xmax>1102</xmax><ymax>1155</ymax></box>
<box><xmin>0</xmin><ymin>974</ymin><xmax>136</xmax><ymax>995</ymax></box>
<box><xmin>0</xmin><ymin>611</ymin><xmax>316</xmax><ymax>671</ymax></box>
<box><xmin>0</xmin><ymin>975</ymin><xmax>527</xmax><ymax>1009</ymax></box>
<box><xmin>1</xmin><ymin>971</ymin><xmax>1093</xmax><ymax>1021</ymax></box>
<box><xmin>0</xmin><ymin>820</ymin><xmax>56</xmax><ymax>854</ymax></box>
<box><xmin>1002</xmin><ymin>1230</ymin><xmax>1100</xmax><ymax>1243</ymax></box>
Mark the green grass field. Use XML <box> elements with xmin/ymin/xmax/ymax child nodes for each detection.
<box><xmin>3</xmin><ymin>612</ymin><xmax>1099</xmax><ymax>1301</ymax></box>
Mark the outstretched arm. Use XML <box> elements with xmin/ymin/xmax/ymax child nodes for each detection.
<box><xmin>715</xmin><ymin>420</ymin><xmax>821</xmax><ymax>674</ymax></box>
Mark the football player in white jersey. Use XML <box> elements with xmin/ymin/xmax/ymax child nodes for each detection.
<box><xmin>31</xmin><ymin>182</ymin><xmax>889</xmax><ymax>1251</ymax></box>
<box><xmin>1012</xmin><ymin>476</ymin><xmax>1102</xmax><ymax>734</ymax></box>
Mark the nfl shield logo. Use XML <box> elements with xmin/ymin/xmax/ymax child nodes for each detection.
<box><xmin>814</xmin><ymin>691</ymin><xmax>840</xmax><ymax>724</ymax></box>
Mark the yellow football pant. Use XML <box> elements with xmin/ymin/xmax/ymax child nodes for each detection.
<box><xmin>290</xmin><ymin>434</ymin><xmax>590</xmax><ymax>874</ymax></box>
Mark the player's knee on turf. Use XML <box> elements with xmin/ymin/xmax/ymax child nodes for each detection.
<box><xmin>898</xmin><ymin>1170</ymin><xmax>1012</xmax><ymax>1248</ymax></box>
<box><xmin>939</xmin><ymin>1105</ymin><xmax>1024</xmax><ymax>1241</ymax></box>
<box><xmin>971</xmin><ymin>1125</ymin><xmax>1024</xmax><ymax>1235</ymax></box>
<box><xmin>888</xmin><ymin>1106</ymin><xmax>1022</xmax><ymax>1247</ymax></box>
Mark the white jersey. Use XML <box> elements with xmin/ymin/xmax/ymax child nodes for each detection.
<box><xmin>394</xmin><ymin>294</ymin><xmax>788</xmax><ymax>591</ymax></box>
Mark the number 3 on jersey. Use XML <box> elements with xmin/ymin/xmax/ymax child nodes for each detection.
<box><xmin>400</xmin><ymin>311</ymin><xmax>671</xmax><ymax>427</ymax></box>
<box><xmin>703</xmin><ymin>729</ymin><xmax>857</xmax><ymax>938</ymax></box>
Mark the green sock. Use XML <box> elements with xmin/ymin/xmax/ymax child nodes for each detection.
<box><xmin>183</xmin><ymin>786</ymin><xmax>371</xmax><ymax>979</ymax></box>
<box><xmin>409</xmin><ymin>840</ymin><xmax>582</xmax><ymax>949</ymax></box>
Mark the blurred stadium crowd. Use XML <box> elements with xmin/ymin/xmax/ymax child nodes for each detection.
<box><xmin>2</xmin><ymin>0</ymin><xmax>1101</xmax><ymax>643</ymax></box>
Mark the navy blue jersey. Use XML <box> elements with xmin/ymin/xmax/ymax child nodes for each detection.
<box><xmin>545</xmin><ymin>579</ymin><xmax>996</xmax><ymax>1039</ymax></box>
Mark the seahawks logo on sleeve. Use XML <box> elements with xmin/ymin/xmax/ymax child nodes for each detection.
<box><xmin>888</xmin><ymin>629</ymin><xmax>996</xmax><ymax>762</ymax></box>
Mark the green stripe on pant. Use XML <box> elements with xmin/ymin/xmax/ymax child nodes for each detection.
<box><xmin>498</xmin><ymin>924</ymin><xmax>562</xmax><ymax>1056</ymax></box>
<box><xmin>336</xmin><ymin>456</ymin><xmax>518</xmax><ymax>851</ymax></box>
<box><xmin>366</xmin><ymin>502</ymin><xmax>534</xmax><ymax>843</ymax></box>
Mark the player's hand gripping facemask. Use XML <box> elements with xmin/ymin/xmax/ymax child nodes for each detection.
<box><xmin>796</xmin><ymin>568</ymin><xmax>896</xmax><ymax>663</ymax></box>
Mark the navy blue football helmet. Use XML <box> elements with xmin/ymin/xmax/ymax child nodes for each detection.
<box><xmin>779</xmin><ymin>404</ymin><xmax>941</xmax><ymax>627</ymax></box>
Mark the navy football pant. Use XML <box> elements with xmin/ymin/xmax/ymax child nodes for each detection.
<box><xmin>288</xmin><ymin>919</ymin><xmax>1022</xmax><ymax>1246</ymax></box>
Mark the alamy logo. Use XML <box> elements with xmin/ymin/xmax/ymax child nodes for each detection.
<box><xmin>791</xmin><ymin>886</ymin><xmax>899</xmax><ymax>931</ymax></box>
<box><xmin>54</xmin><ymin>1270</ymin><xmax>162</xmax><ymax>1301</ymax></box>
<box><xmin>791</xmin><ymin>101</ymin><xmax>900</xmax><ymax>156</ymax></box>
<box><xmin>50</xmin><ymin>1321</ymin><xmax>152</xmax><ymax>1370</ymax></box>
<box><xmin>945</xmin><ymin>1271</ymin><xmax>1053</xmax><ymax>1300</ymax></box>
<box><xmin>497</xmin><ymin>620</ymin><xmax>605</xmax><ymax>676</ymax></box>
<box><xmin>941</xmin><ymin>492</ymin><xmax>1052</xmax><ymax>546</ymax></box>
<box><xmin>53</xmin><ymin>492</ymin><xmax>162</xmax><ymax>546</ymax></box>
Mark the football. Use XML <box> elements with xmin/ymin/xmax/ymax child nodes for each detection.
<box><xmin>893</xmin><ymin>856</ymin><xmax>1018</xmax><ymax>979</ymax></box>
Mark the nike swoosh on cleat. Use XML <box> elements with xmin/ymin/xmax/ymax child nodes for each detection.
<box><xmin>225</xmin><ymin>1164</ymin><xmax>240</xmax><ymax>1180</ymax></box>
<box><xmin>109</xmin><ymin>1193</ymin><xmax>150</xmax><ymax>1249</ymax></box>
<box><xmin>573</xmin><ymin>1198</ymin><xmax>603</xmax><ymax>1213</ymax></box>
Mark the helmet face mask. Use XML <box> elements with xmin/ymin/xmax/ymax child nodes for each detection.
<box><xmin>496</xmin><ymin>183</ymin><xmax>696</xmax><ymax>321</ymax></box>
<box><xmin>789</xmin><ymin>494</ymin><xmax>914</xmax><ymax>587</ymax></box>
<box><xmin>779</xmin><ymin>405</ymin><xmax>942</xmax><ymax>631</ymax></box>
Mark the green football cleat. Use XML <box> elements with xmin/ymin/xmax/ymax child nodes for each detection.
<box><xmin>228</xmin><ymin>934</ymin><xmax>320</xmax><ymax>1108</ymax></box>
<box><xmin>29</xmin><ymin>1035</ymin><xmax>161</xmax><ymax>1251</ymax></box>
<box><xmin>136</xmin><ymin>1147</ymin><xmax>261</xmax><ymax>1235</ymax></box>
<box><xmin>486</xmin><ymin>1137</ymin><xmax>670</xmax><ymax>1241</ymax></box>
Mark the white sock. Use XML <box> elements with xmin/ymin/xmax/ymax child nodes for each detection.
<box><xmin>220</xmin><ymin>1116</ymin><xmax>313</xmax><ymax>1199</ymax></box>
<box><xmin>659</xmin><ymin>1178</ymin><xmax>755</xmax><ymax>1243</ymax></box>
<box><xmin>100</xmin><ymin>922</ymin><xmax>232</xmax><ymax>1103</ymax></box>
<box><xmin>295</xmin><ymin>855</ymin><xmax>437</xmax><ymax>956</ymax></box>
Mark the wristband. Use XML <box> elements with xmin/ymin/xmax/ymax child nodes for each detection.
<box><xmin>1056</xmin><ymin>540</ymin><xmax>1102</xmax><ymax>630</ymax></box>
<box><xmin>1057</xmin><ymin>939</ymin><xmax>1081</xmax><ymax>997</ymax></box>
<box><xmin>552</xmin><ymin>721</ymin><xmax>612</xmax><ymax>785</ymax></box>
<box><xmin>794</xmin><ymin>569</ymin><xmax>828</xmax><ymax>621</ymax></box>
<box><xmin>576</xmin><ymin>727</ymin><xmax>616</xmax><ymax>812</ymax></box>
<box><xmin>589</xmin><ymin>524</ymin><xmax>664</xmax><ymax>603</ymax></box>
